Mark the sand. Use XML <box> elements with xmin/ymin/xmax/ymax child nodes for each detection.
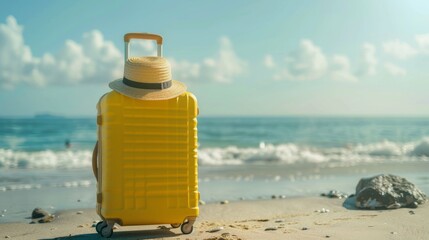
<box><xmin>0</xmin><ymin>197</ymin><xmax>428</xmax><ymax>240</ymax></box>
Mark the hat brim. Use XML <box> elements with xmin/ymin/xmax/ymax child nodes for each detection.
<box><xmin>109</xmin><ymin>78</ymin><xmax>187</xmax><ymax>100</ymax></box>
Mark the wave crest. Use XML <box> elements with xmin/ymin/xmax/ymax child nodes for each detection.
<box><xmin>1</xmin><ymin>138</ymin><xmax>428</xmax><ymax>168</ymax></box>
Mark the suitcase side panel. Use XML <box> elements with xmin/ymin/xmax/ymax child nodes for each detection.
<box><xmin>98</xmin><ymin>91</ymin><xmax>199</xmax><ymax>225</ymax></box>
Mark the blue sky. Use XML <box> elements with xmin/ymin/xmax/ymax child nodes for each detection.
<box><xmin>1</xmin><ymin>0</ymin><xmax>429</xmax><ymax>117</ymax></box>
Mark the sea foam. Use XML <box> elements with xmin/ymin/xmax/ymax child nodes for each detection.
<box><xmin>0</xmin><ymin>138</ymin><xmax>428</xmax><ymax>168</ymax></box>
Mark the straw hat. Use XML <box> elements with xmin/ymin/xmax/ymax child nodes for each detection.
<box><xmin>109</xmin><ymin>56</ymin><xmax>187</xmax><ymax>100</ymax></box>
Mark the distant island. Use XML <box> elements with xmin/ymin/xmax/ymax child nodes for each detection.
<box><xmin>33</xmin><ymin>114</ymin><xmax>66</xmax><ymax>119</ymax></box>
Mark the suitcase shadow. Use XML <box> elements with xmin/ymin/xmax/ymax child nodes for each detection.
<box><xmin>40</xmin><ymin>228</ymin><xmax>180</xmax><ymax>239</ymax></box>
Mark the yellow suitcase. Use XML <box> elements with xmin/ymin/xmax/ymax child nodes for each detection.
<box><xmin>92</xmin><ymin>33</ymin><xmax>199</xmax><ymax>238</ymax></box>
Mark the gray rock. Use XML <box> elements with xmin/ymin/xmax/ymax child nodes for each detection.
<box><xmin>321</xmin><ymin>190</ymin><xmax>348</xmax><ymax>199</ymax></box>
<box><xmin>354</xmin><ymin>174</ymin><xmax>427</xmax><ymax>209</ymax></box>
<box><xmin>32</xmin><ymin>208</ymin><xmax>50</xmax><ymax>219</ymax></box>
<box><xmin>31</xmin><ymin>208</ymin><xmax>54</xmax><ymax>223</ymax></box>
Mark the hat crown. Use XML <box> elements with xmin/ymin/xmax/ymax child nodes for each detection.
<box><xmin>124</xmin><ymin>56</ymin><xmax>172</xmax><ymax>83</ymax></box>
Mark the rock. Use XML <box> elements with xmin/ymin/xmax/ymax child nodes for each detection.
<box><xmin>5</xmin><ymin>236</ymin><xmax>10</xmax><ymax>239</ymax></box>
<box><xmin>271</xmin><ymin>195</ymin><xmax>277</xmax><ymax>199</ymax></box>
<box><xmin>32</xmin><ymin>208</ymin><xmax>49</xmax><ymax>219</ymax></box>
<box><xmin>409</xmin><ymin>202</ymin><xmax>418</xmax><ymax>208</ymax></box>
<box><xmin>207</xmin><ymin>226</ymin><xmax>224</xmax><ymax>233</ymax></box>
<box><xmin>321</xmin><ymin>190</ymin><xmax>348</xmax><ymax>199</ymax></box>
<box><xmin>354</xmin><ymin>174</ymin><xmax>427</xmax><ymax>209</ymax></box>
<box><xmin>220</xmin><ymin>200</ymin><xmax>229</xmax><ymax>205</ymax></box>
<box><xmin>199</xmin><ymin>200</ymin><xmax>206</xmax><ymax>205</ymax></box>
<box><xmin>264</xmin><ymin>227</ymin><xmax>278</xmax><ymax>231</ymax></box>
<box><xmin>409</xmin><ymin>210</ymin><xmax>415</xmax><ymax>215</ymax></box>
<box><xmin>301</xmin><ymin>227</ymin><xmax>309</xmax><ymax>230</ymax></box>
<box><xmin>31</xmin><ymin>208</ymin><xmax>54</xmax><ymax>223</ymax></box>
<box><xmin>315</xmin><ymin>208</ymin><xmax>330</xmax><ymax>213</ymax></box>
<box><xmin>76</xmin><ymin>211</ymin><xmax>83</xmax><ymax>214</ymax></box>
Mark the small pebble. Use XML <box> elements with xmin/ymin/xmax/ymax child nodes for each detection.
<box><xmin>257</xmin><ymin>219</ymin><xmax>269</xmax><ymax>222</ymax></box>
<box><xmin>93</xmin><ymin>220</ymin><xmax>99</xmax><ymax>223</ymax></box>
<box><xmin>315</xmin><ymin>208</ymin><xmax>330</xmax><ymax>213</ymax></box>
<box><xmin>409</xmin><ymin>210</ymin><xmax>415</xmax><ymax>215</ymax></box>
<box><xmin>0</xmin><ymin>214</ymin><xmax>4</xmax><ymax>217</ymax></box>
<box><xmin>199</xmin><ymin>200</ymin><xmax>206</xmax><ymax>205</ymax></box>
<box><xmin>279</xmin><ymin>195</ymin><xmax>286</xmax><ymax>199</ymax></box>
<box><xmin>220</xmin><ymin>200</ymin><xmax>229</xmax><ymax>205</ymax></box>
<box><xmin>271</xmin><ymin>195</ymin><xmax>277</xmax><ymax>199</ymax></box>
<box><xmin>5</xmin><ymin>236</ymin><xmax>10</xmax><ymax>239</ymax></box>
<box><xmin>391</xmin><ymin>232</ymin><xmax>398</xmax><ymax>235</ymax></box>
<box><xmin>265</xmin><ymin>227</ymin><xmax>278</xmax><ymax>231</ymax></box>
<box><xmin>221</xmin><ymin>233</ymin><xmax>231</xmax><ymax>238</ymax></box>
<box><xmin>325</xmin><ymin>235</ymin><xmax>331</xmax><ymax>238</ymax></box>
<box><xmin>2</xmin><ymin>209</ymin><xmax>6</xmax><ymax>213</ymax></box>
<box><xmin>76</xmin><ymin>211</ymin><xmax>83</xmax><ymax>214</ymax></box>
<box><xmin>77</xmin><ymin>225</ymin><xmax>84</xmax><ymax>228</ymax></box>
<box><xmin>77</xmin><ymin>199</ymin><xmax>81</xmax><ymax>202</ymax></box>
<box><xmin>274</xmin><ymin>219</ymin><xmax>285</xmax><ymax>223</ymax></box>
<box><xmin>302</xmin><ymin>227</ymin><xmax>309</xmax><ymax>230</ymax></box>
<box><xmin>207</xmin><ymin>226</ymin><xmax>224</xmax><ymax>233</ymax></box>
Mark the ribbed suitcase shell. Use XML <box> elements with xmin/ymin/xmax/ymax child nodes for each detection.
<box><xmin>96</xmin><ymin>91</ymin><xmax>199</xmax><ymax>226</ymax></box>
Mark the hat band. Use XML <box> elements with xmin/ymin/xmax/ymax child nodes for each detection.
<box><xmin>122</xmin><ymin>77</ymin><xmax>172</xmax><ymax>90</ymax></box>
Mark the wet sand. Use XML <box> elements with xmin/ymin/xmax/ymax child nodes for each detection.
<box><xmin>0</xmin><ymin>196</ymin><xmax>428</xmax><ymax>240</ymax></box>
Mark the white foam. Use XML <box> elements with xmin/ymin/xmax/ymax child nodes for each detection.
<box><xmin>0</xmin><ymin>137</ymin><xmax>428</xmax><ymax>168</ymax></box>
<box><xmin>198</xmin><ymin>138</ymin><xmax>429</xmax><ymax>166</ymax></box>
<box><xmin>409</xmin><ymin>138</ymin><xmax>429</xmax><ymax>156</ymax></box>
<box><xmin>0</xmin><ymin>149</ymin><xmax>92</xmax><ymax>169</ymax></box>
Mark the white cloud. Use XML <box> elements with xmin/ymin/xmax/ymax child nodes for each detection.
<box><xmin>273</xmin><ymin>39</ymin><xmax>328</xmax><ymax>81</ymax></box>
<box><xmin>0</xmin><ymin>16</ymin><xmax>41</xmax><ymax>88</ymax></box>
<box><xmin>264</xmin><ymin>54</ymin><xmax>275</xmax><ymax>68</ymax></box>
<box><xmin>383</xmin><ymin>40</ymin><xmax>417</xmax><ymax>60</ymax></box>
<box><xmin>129</xmin><ymin>40</ymin><xmax>157</xmax><ymax>57</ymax></box>
<box><xmin>169</xmin><ymin>59</ymin><xmax>200</xmax><ymax>80</ymax></box>
<box><xmin>0</xmin><ymin>16</ymin><xmax>123</xmax><ymax>88</ymax></box>
<box><xmin>0</xmin><ymin>16</ymin><xmax>245</xmax><ymax>88</ymax></box>
<box><xmin>266</xmin><ymin>40</ymin><xmax>358</xmax><ymax>82</ymax></box>
<box><xmin>384</xmin><ymin>62</ymin><xmax>406</xmax><ymax>76</ymax></box>
<box><xmin>171</xmin><ymin>37</ymin><xmax>246</xmax><ymax>83</ymax></box>
<box><xmin>330</xmin><ymin>55</ymin><xmax>358</xmax><ymax>82</ymax></box>
<box><xmin>415</xmin><ymin>34</ymin><xmax>429</xmax><ymax>54</ymax></box>
<box><xmin>358</xmin><ymin>43</ymin><xmax>378</xmax><ymax>76</ymax></box>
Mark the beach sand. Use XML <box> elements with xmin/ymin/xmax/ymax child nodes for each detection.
<box><xmin>0</xmin><ymin>197</ymin><xmax>427</xmax><ymax>240</ymax></box>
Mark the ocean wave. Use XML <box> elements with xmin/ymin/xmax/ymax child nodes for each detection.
<box><xmin>198</xmin><ymin>138</ymin><xmax>429</xmax><ymax>165</ymax></box>
<box><xmin>0</xmin><ymin>138</ymin><xmax>428</xmax><ymax>168</ymax></box>
<box><xmin>0</xmin><ymin>149</ymin><xmax>92</xmax><ymax>169</ymax></box>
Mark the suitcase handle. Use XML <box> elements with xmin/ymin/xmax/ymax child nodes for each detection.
<box><xmin>92</xmin><ymin>141</ymin><xmax>99</xmax><ymax>181</ymax></box>
<box><xmin>123</xmin><ymin>33</ymin><xmax>163</xmax><ymax>61</ymax></box>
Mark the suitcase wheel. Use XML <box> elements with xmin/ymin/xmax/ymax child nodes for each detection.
<box><xmin>100</xmin><ymin>224</ymin><xmax>113</xmax><ymax>238</ymax></box>
<box><xmin>95</xmin><ymin>221</ymin><xmax>107</xmax><ymax>234</ymax></box>
<box><xmin>171</xmin><ymin>223</ymin><xmax>181</xmax><ymax>228</ymax></box>
<box><xmin>96</xmin><ymin>220</ymin><xmax>114</xmax><ymax>238</ymax></box>
<box><xmin>180</xmin><ymin>220</ymin><xmax>194</xmax><ymax>234</ymax></box>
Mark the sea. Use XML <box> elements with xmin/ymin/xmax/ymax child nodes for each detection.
<box><xmin>1</xmin><ymin>116</ymin><xmax>429</xmax><ymax>222</ymax></box>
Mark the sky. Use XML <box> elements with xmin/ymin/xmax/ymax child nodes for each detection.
<box><xmin>0</xmin><ymin>0</ymin><xmax>429</xmax><ymax>117</ymax></box>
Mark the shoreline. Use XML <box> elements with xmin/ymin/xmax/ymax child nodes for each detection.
<box><xmin>0</xmin><ymin>197</ymin><xmax>427</xmax><ymax>239</ymax></box>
